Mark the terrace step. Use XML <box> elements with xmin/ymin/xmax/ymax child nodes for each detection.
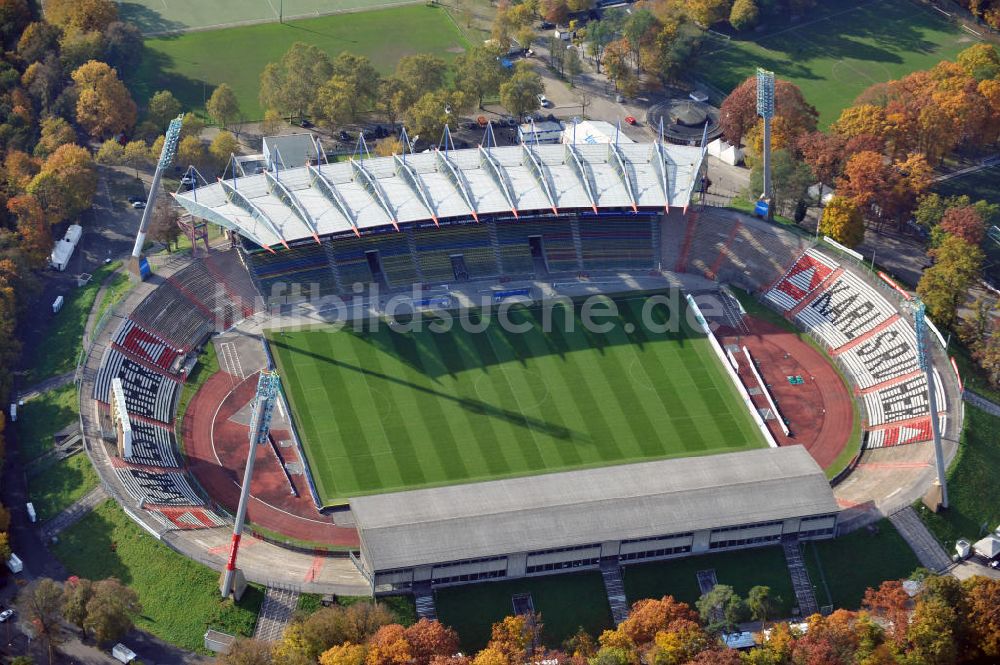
<box><xmin>782</xmin><ymin>538</ymin><xmax>818</xmax><ymax>617</ymax></box>
<box><xmin>600</xmin><ymin>558</ymin><xmax>630</xmax><ymax>625</ymax></box>
<box><xmin>254</xmin><ymin>586</ymin><xmax>299</xmax><ymax>642</ymax></box>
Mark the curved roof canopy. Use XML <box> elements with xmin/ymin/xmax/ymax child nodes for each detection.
<box><xmin>172</xmin><ymin>142</ymin><xmax>704</xmax><ymax>250</ymax></box>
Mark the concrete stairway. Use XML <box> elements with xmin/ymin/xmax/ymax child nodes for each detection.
<box><xmin>600</xmin><ymin>558</ymin><xmax>630</xmax><ymax>625</ymax></box>
<box><xmin>254</xmin><ymin>586</ymin><xmax>299</xmax><ymax>642</ymax></box>
<box><xmin>782</xmin><ymin>538</ymin><xmax>819</xmax><ymax>617</ymax></box>
<box><xmin>414</xmin><ymin>582</ymin><xmax>437</xmax><ymax>621</ymax></box>
<box><xmin>889</xmin><ymin>506</ymin><xmax>952</xmax><ymax>573</ymax></box>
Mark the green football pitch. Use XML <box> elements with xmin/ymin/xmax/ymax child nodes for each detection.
<box><xmin>266</xmin><ymin>292</ymin><xmax>767</xmax><ymax>505</ymax></box>
<box><xmin>694</xmin><ymin>0</ymin><xmax>975</xmax><ymax>127</ymax></box>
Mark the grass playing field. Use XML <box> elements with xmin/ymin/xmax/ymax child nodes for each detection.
<box><xmin>267</xmin><ymin>292</ymin><xmax>768</xmax><ymax>505</ymax></box>
<box><xmin>129</xmin><ymin>5</ymin><xmax>468</xmax><ymax>119</ymax></box>
<box><xmin>694</xmin><ymin>0</ymin><xmax>975</xmax><ymax>127</ymax></box>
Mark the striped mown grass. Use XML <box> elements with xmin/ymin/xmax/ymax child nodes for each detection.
<box><xmin>267</xmin><ymin>292</ymin><xmax>767</xmax><ymax>504</ymax></box>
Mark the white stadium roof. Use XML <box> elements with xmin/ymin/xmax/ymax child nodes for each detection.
<box><xmin>172</xmin><ymin>142</ymin><xmax>704</xmax><ymax>250</ymax></box>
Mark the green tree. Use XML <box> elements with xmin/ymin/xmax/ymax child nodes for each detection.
<box><xmin>179</xmin><ymin>111</ymin><xmax>205</xmax><ymax>139</ymax></box>
<box><xmin>207</xmin><ymin>83</ymin><xmax>241</xmax><ymax>128</ymax></box>
<box><xmin>695</xmin><ymin>585</ymin><xmax>746</xmax><ymax>634</ymax></box>
<box><xmin>453</xmin><ymin>44</ymin><xmax>508</xmax><ymax>109</ymax></box>
<box><xmin>95</xmin><ymin>138</ymin><xmax>124</xmax><ymax>165</ymax></box>
<box><xmin>819</xmin><ymin>196</ymin><xmax>865</xmax><ymax>248</ymax></box>
<box><xmin>146</xmin><ymin>90</ymin><xmax>181</xmax><ymax>130</ymax></box>
<box><xmin>907</xmin><ymin>597</ymin><xmax>958</xmax><ymax>665</ymax></box>
<box><xmin>176</xmin><ymin>135</ymin><xmax>207</xmax><ymax>170</ymax></box>
<box><xmin>62</xmin><ymin>578</ymin><xmax>95</xmax><ymax>633</ymax></box>
<box><xmin>404</xmin><ymin>91</ymin><xmax>452</xmax><ymax>143</ymax></box>
<box><xmin>34</xmin><ymin>116</ymin><xmax>77</xmax><ymax>158</ymax></box>
<box><xmin>259</xmin><ymin>42</ymin><xmax>333</xmax><ymax>122</ymax></box>
<box><xmin>122</xmin><ymin>140</ymin><xmax>150</xmax><ymax>178</ymax></box>
<box><xmin>729</xmin><ymin>0</ymin><xmax>758</xmax><ymax>30</ymax></box>
<box><xmin>746</xmin><ymin>586</ymin><xmax>775</xmax><ymax>628</ymax></box>
<box><xmin>499</xmin><ymin>63</ymin><xmax>543</xmax><ymax>119</ymax></box>
<box><xmin>330</xmin><ymin>52</ymin><xmax>380</xmax><ymax>121</ymax></box>
<box><xmin>917</xmin><ymin>234</ymin><xmax>984</xmax><ymax>326</ymax></box>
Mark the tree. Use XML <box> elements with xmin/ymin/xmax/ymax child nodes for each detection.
<box><xmin>262</xmin><ymin>109</ymin><xmax>283</xmax><ymax>137</ymax></box>
<box><xmin>71</xmin><ymin>60</ymin><xmax>137</xmax><ymax>138</ymax></box>
<box><xmin>729</xmin><ymin>0</ymin><xmax>758</xmax><ymax>30</ymax></box>
<box><xmin>45</xmin><ymin>0</ymin><xmax>118</xmax><ymax>36</ymax></box>
<box><xmin>367</xmin><ymin>624</ymin><xmax>412</xmax><ymax>665</ymax></box>
<box><xmin>541</xmin><ymin>0</ymin><xmax>570</xmax><ymax>25</ymax></box>
<box><xmin>61</xmin><ymin>577</ymin><xmax>95</xmax><ymax>633</ymax></box>
<box><xmin>102</xmin><ymin>21</ymin><xmax>142</xmax><ymax>72</ymax></box>
<box><xmin>176</xmin><ymin>135</ymin><xmax>207</xmax><ymax>170</ymax></box>
<box><xmin>796</xmin><ymin>131</ymin><xmax>845</xmax><ymax>192</ymax></box>
<box><xmin>720</xmin><ymin>75</ymin><xmax>818</xmax><ymax>146</ymax></box>
<box><xmin>18</xmin><ymin>578</ymin><xmax>64</xmax><ymax>665</ymax></box>
<box><xmin>769</xmin><ymin>150</ymin><xmax>813</xmax><ymax>215</ymax></box>
<box><xmin>27</xmin><ymin>144</ymin><xmax>97</xmax><ymax>224</ymax></box>
<box><xmin>375</xmin><ymin>136</ymin><xmax>403</xmax><ymax>157</ymax></box>
<box><xmin>838</xmin><ymin>150</ymin><xmax>893</xmax><ymax>210</ymax></box>
<box><xmin>695</xmin><ymin>585</ymin><xmax>746</xmax><ymax>633</ymax></box>
<box><xmin>819</xmin><ymin>196</ymin><xmax>865</xmax><ymax>247</ymax></box>
<box><xmin>565</xmin><ymin>48</ymin><xmax>582</xmax><ymax>86</ymax></box>
<box><xmin>122</xmin><ymin>140</ymin><xmax>150</xmax><ymax>178</ymax></box>
<box><xmin>207</xmin><ymin>84</ymin><xmax>241</xmax><ymax>129</ymax></box>
<box><xmin>34</xmin><ymin>116</ymin><xmax>77</xmax><ymax>158</ymax></box>
<box><xmin>17</xmin><ymin>22</ymin><xmax>62</xmax><ymax>65</ymax></box>
<box><xmin>686</xmin><ymin>0</ymin><xmax>730</xmax><ymax>26</ymax></box>
<box><xmin>210</xmin><ymin>131</ymin><xmax>240</xmax><ymax>167</ymax></box>
<box><xmin>499</xmin><ymin>63</ymin><xmax>544</xmax><ymax>118</ymax></box>
<box><xmin>961</xmin><ymin>576</ymin><xmax>1000</xmax><ymax>659</ymax></box>
<box><xmin>319</xmin><ymin>643</ymin><xmax>366</xmax><ymax>665</ymax></box>
<box><xmin>488</xmin><ymin>615</ymin><xmax>542</xmax><ymax>663</ymax></box>
<box><xmin>7</xmin><ymin>195</ymin><xmax>51</xmax><ymax>269</ymax></box>
<box><xmin>147</xmin><ymin>90</ymin><xmax>181</xmax><ymax>130</ymax></box>
<box><xmin>616</xmin><ymin>596</ymin><xmax>699</xmax><ymax>646</ymax></box>
<box><xmin>646</xmin><ymin>621</ymin><xmax>710</xmax><ymax>664</ymax></box>
<box><xmin>258</xmin><ymin>42</ymin><xmax>333</xmax><ymax>121</ymax></box>
<box><xmin>917</xmin><ymin>234</ymin><xmax>984</xmax><ymax>326</ymax></box>
<box><xmin>220</xmin><ymin>638</ymin><xmax>275</xmax><ymax>665</ymax></box>
<box><xmin>939</xmin><ymin>205</ymin><xmax>985</xmax><ymax>245</ymax></box>
<box><xmin>96</xmin><ymin>138</ymin><xmax>124</xmax><ymax>165</ymax></box>
<box><xmin>180</xmin><ymin>111</ymin><xmax>206</xmax><ymax>139</ymax></box>
<box><xmin>328</xmin><ymin>52</ymin><xmax>380</xmax><ymax>122</ymax></box>
<box><xmin>454</xmin><ymin>44</ymin><xmax>508</xmax><ymax>109</ymax></box>
<box><xmin>405</xmin><ymin>92</ymin><xmax>452</xmax><ymax>142</ymax></box>
<box><xmin>957</xmin><ymin>43</ymin><xmax>1000</xmax><ymax>81</ymax></box>
<box><xmin>21</xmin><ymin>56</ymin><xmax>63</xmax><ymax>114</ymax></box>
<box><xmin>907</xmin><ymin>597</ymin><xmax>957</xmax><ymax>665</ymax></box>
<box><xmin>746</xmin><ymin>586</ymin><xmax>776</xmax><ymax>628</ymax></box>
<box><xmin>396</xmin><ymin>54</ymin><xmax>448</xmax><ymax>98</ymax></box>
<box><xmin>831</xmin><ymin>104</ymin><xmax>887</xmax><ymax>140</ymax></box>
<box><xmin>862</xmin><ymin>580</ymin><xmax>910</xmax><ymax>645</ymax></box>
<box><xmin>0</xmin><ymin>0</ymin><xmax>31</xmax><ymax>49</ymax></box>
<box><xmin>83</xmin><ymin>579</ymin><xmax>141</xmax><ymax>645</ymax></box>
<box><xmin>405</xmin><ymin>619</ymin><xmax>459</xmax><ymax>665</ymax></box>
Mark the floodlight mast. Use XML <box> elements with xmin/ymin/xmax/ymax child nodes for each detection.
<box><xmin>221</xmin><ymin>370</ymin><xmax>281</xmax><ymax>599</ymax></box>
<box><xmin>756</xmin><ymin>68</ymin><xmax>775</xmax><ymax>211</ymax></box>
<box><xmin>129</xmin><ymin>114</ymin><xmax>184</xmax><ymax>279</ymax></box>
<box><xmin>911</xmin><ymin>300</ymin><xmax>949</xmax><ymax>509</ymax></box>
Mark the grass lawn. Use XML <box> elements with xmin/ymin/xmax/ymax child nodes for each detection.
<box><xmin>14</xmin><ymin>383</ymin><xmax>79</xmax><ymax>462</ymax></box>
<box><xmin>94</xmin><ymin>269</ymin><xmax>133</xmax><ymax>321</ymax></box>
<box><xmin>131</xmin><ymin>5</ymin><xmax>469</xmax><ymax>118</ymax></box>
<box><xmin>803</xmin><ymin>519</ymin><xmax>920</xmax><ymax>611</ymax></box>
<box><xmin>52</xmin><ymin>499</ymin><xmax>263</xmax><ymax>652</ymax></box>
<box><xmin>435</xmin><ymin>572</ymin><xmax>612</xmax><ymax>652</ymax></box>
<box><xmin>694</xmin><ymin>0</ymin><xmax>974</xmax><ymax>126</ymax></box>
<box><xmin>294</xmin><ymin>593</ymin><xmax>416</xmax><ymax>624</ymax></box>
<box><xmin>27</xmin><ymin>453</ymin><xmax>99</xmax><ymax>522</ymax></box>
<box><xmin>174</xmin><ymin>342</ymin><xmax>219</xmax><ymax>452</ymax></box>
<box><xmin>728</xmin><ymin>287</ymin><xmax>863</xmax><ymax>478</ymax></box>
<box><xmin>23</xmin><ymin>261</ymin><xmax>121</xmax><ymax>383</ymax></box>
<box><xmin>919</xmin><ymin>404</ymin><xmax>1000</xmax><ymax>549</ymax></box>
<box><xmin>267</xmin><ymin>292</ymin><xmax>767</xmax><ymax>505</ymax></box>
<box><xmin>622</xmin><ymin>546</ymin><xmax>796</xmax><ymax>618</ymax></box>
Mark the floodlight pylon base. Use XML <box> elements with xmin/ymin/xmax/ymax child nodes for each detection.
<box><xmin>219</xmin><ymin>567</ymin><xmax>248</xmax><ymax>601</ymax></box>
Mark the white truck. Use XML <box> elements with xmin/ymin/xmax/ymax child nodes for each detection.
<box><xmin>6</xmin><ymin>553</ymin><xmax>23</xmax><ymax>574</ymax></box>
<box><xmin>49</xmin><ymin>224</ymin><xmax>83</xmax><ymax>271</ymax></box>
<box><xmin>26</xmin><ymin>502</ymin><xmax>36</xmax><ymax>523</ymax></box>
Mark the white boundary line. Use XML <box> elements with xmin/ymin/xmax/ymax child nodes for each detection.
<box><xmin>743</xmin><ymin>346</ymin><xmax>791</xmax><ymax>437</ymax></box>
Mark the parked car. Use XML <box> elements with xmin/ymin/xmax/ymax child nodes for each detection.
<box><xmin>537</xmin><ymin>94</ymin><xmax>552</xmax><ymax>108</ymax></box>
<box><xmin>540</xmin><ymin>21</ymin><xmax>555</xmax><ymax>29</ymax></box>
<box><xmin>0</xmin><ymin>609</ymin><xmax>15</xmax><ymax>623</ymax></box>
<box><xmin>298</xmin><ymin>118</ymin><xmax>313</xmax><ymax>128</ymax></box>
<box><xmin>624</xmin><ymin>116</ymin><xmax>637</xmax><ymax>125</ymax></box>
<box><xmin>127</xmin><ymin>196</ymin><xmax>140</xmax><ymax>204</ymax></box>
<box><xmin>131</xmin><ymin>201</ymin><xmax>145</xmax><ymax>210</ymax></box>
<box><xmin>180</xmin><ymin>175</ymin><xmax>195</xmax><ymax>185</ymax></box>
<box><xmin>339</xmin><ymin>130</ymin><xmax>351</xmax><ymax>141</ymax></box>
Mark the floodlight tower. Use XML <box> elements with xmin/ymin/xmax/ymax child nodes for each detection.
<box><xmin>220</xmin><ymin>370</ymin><xmax>281</xmax><ymax>599</ymax></box>
<box><xmin>756</xmin><ymin>68</ymin><xmax>775</xmax><ymax>209</ymax></box>
<box><xmin>912</xmin><ymin>299</ymin><xmax>948</xmax><ymax>509</ymax></box>
<box><xmin>129</xmin><ymin>114</ymin><xmax>183</xmax><ymax>280</ymax></box>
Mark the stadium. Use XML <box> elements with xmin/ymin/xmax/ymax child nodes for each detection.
<box><xmin>78</xmin><ymin>137</ymin><xmax>963</xmax><ymax>615</ymax></box>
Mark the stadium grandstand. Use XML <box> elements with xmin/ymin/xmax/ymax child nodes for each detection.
<box><xmin>172</xmin><ymin>142</ymin><xmax>703</xmax><ymax>298</ymax></box>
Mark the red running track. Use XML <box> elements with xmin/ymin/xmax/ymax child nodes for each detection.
<box><xmin>182</xmin><ymin>370</ymin><xmax>359</xmax><ymax>547</ymax></box>
<box><xmin>719</xmin><ymin>317</ymin><xmax>855</xmax><ymax>469</ymax></box>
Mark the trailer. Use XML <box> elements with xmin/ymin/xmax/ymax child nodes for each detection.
<box><xmin>26</xmin><ymin>503</ymin><xmax>36</xmax><ymax>523</ymax></box>
<box><xmin>49</xmin><ymin>224</ymin><xmax>83</xmax><ymax>271</ymax></box>
<box><xmin>112</xmin><ymin>644</ymin><xmax>136</xmax><ymax>664</ymax></box>
<box><xmin>6</xmin><ymin>553</ymin><xmax>23</xmax><ymax>574</ymax></box>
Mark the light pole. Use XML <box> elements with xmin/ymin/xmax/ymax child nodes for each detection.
<box><xmin>129</xmin><ymin>114</ymin><xmax>183</xmax><ymax>280</ymax></box>
<box><xmin>756</xmin><ymin>68</ymin><xmax>775</xmax><ymax>217</ymax></box>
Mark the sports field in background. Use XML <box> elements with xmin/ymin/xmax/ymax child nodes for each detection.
<box><xmin>117</xmin><ymin>0</ymin><xmax>422</xmax><ymax>34</ymax></box>
<box><xmin>695</xmin><ymin>0</ymin><xmax>975</xmax><ymax>127</ymax></box>
<box><xmin>267</xmin><ymin>293</ymin><xmax>768</xmax><ymax>505</ymax></box>
<box><xmin>129</xmin><ymin>5</ymin><xmax>468</xmax><ymax>118</ymax></box>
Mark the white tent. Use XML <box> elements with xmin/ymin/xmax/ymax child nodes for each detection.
<box><xmin>973</xmin><ymin>535</ymin><xmax>1000</xmax><ymax>559</ymax></box>
<box><xmin>706</xmin><ymin>138</ymin><xmax>744</xmax><ymax>166</ymax></box>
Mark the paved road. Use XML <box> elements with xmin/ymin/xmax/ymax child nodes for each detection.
<box><xmin>888</xmin><ymin>507</ymin><xmax>953</xmax><ymax>573</ymax></box>
<box><xmin>963</xmin><ymin>390</ymin><xmax>1000</xmax><ymax>417</ymax></box>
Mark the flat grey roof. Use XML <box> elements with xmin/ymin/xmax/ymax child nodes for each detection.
<box><xmin>350</xmin><ymin>446</ymin><xmax>839</xmax><ymax>571</ymax></box>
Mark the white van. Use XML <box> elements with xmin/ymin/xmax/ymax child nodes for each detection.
<box><xmin>112</xmin><ymin>643</ymin><xmax>136</xmax><ymax>664</ymax></box>
<box><xmin>26</xmin><ymin>503</ymin><xmax>36</xmax><ymax>523</ymax></box>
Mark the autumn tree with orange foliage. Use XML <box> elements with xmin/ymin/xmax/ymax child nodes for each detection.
<box><xmin>70</xmin><ymin>60</ymin><xmax>137</xmax><ymax>138</ymax></box>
